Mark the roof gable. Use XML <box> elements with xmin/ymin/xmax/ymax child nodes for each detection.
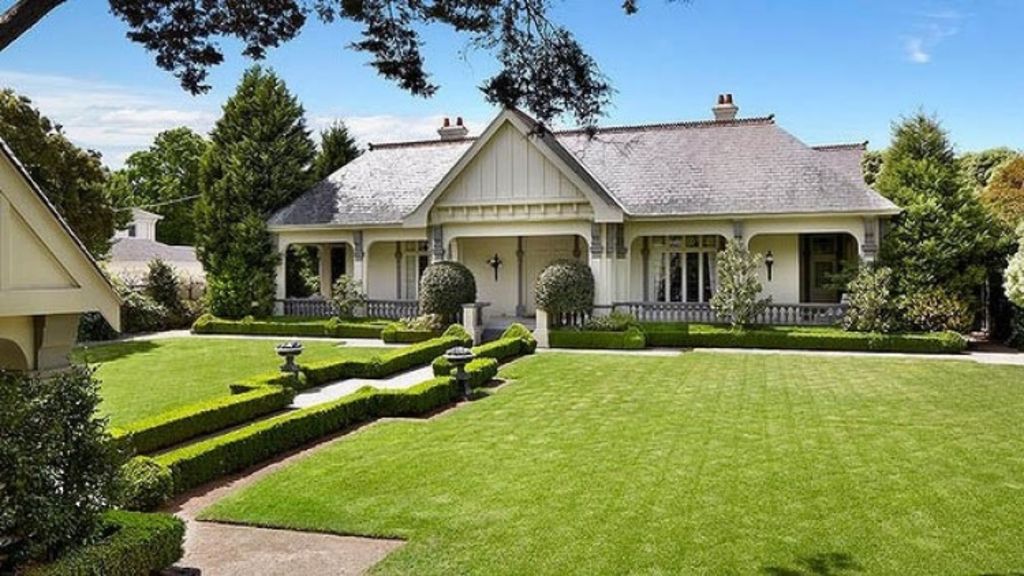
<box><xmin>0</xmin><ymin>141</ymin><xmax>120</xmax><ymax>328</ymax></box>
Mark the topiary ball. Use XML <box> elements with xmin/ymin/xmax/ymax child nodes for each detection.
<box><xmin>534</xmin><ymin>259</ymin><xmax>594</xmax><ymax>315</ymax></box>
<box><xmin>418</xmin><ymin>261</ymin><xmax>477</xmax><ymax>319</ymax></box>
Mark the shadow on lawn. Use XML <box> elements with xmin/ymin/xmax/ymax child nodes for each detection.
<box><xmin>762</xmin><ymin>552</ymin><xmax>862</xmax><ymax>576</ymax></box>
<box><xmin>75</xmin><ymin>340</ymin><xmax>160</xmax><ymax>364</ymax></box>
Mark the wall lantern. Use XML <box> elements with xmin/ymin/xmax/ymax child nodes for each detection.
<box><xmin>486</xmin><ymin>253</ymin><xmax>503</xmax><ymax>281</ymax></box>
<box><xmin>764</xmin><ymin>251</ymin><xmax>775</xmax><ymax>281</ymax></box>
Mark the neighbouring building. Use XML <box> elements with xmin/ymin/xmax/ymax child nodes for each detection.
<box><xmin>108</xmin><ymin>208</ymin><xmax>205</xmax><ymax>286</ymax></box>
<box><xmin>269</xmin><ymin>95</ymin><xmax>899</xmax><ymax>328</ymax></box>
<box><xmin>0</xmin><ymin>140</ymin><xmax>120</xmax><ymax>371</ymax></box>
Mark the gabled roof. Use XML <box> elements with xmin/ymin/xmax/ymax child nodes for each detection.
<box><xmin>269</xmin><ymin>107</ymin><xmax>898</xmax><ymax>228</ymax></box>
<box><xmin>110</xmin><ymin>238</ymin><xmax>199</xmax><ymax>264</ymax></box>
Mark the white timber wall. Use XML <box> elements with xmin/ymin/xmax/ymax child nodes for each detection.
<box><xmin>748</xmin><ymin>234</ymin><xmax>800</xmax><ymax>303</ymax></box>
<box><xmin>367</xmin><ymin>241</ymin><xmax>399</xmax><ymax>300</ymax></box>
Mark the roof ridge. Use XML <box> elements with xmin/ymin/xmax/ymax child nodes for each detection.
<box><xmin>369</xmin><ymin>137</ymin><xmax>478</xmax><ymax>151</ymax></box>
<box><xmin>812</xmin><ymin>141</ymin><xmax>868</xmax><ymax>151</ymax></box>
<box><xmin>553</xmin><ymin>115</ymin><xmax>777</xmax><ymax>137</ymax></box>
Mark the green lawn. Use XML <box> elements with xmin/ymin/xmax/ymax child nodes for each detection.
<box><xmin>203</xmin><ymin>352</ymin><xmax>1024</xmax><ymax>575</ymax></box>
<box><xmin>74</xmin><ymin>338</ymin><xmax>382</xmax><ymax>426</ymax></box>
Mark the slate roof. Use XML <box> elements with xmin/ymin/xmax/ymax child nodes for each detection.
<box><xmin>109</xmin><ymin>238</ymin><xmax>200</xmax><ymax>264</ymax></box>
<box><xmin>270</xmin><ymin>110</ymin><xmax>897</xmax><ymax>227</ymax></box>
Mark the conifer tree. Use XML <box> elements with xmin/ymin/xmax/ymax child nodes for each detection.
<box><xmin>314</xmin><ymin>121</ymin><xmax>361</xmax><ymax>180</ymax></box>
<box><xmin>195</xmin><ymin>67</ymin><xmax>315</xmax><ymax>318</ymax></box>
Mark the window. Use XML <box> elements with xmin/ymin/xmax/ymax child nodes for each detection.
<box><xmin>649</xmin><ymin>235</ymin><xmax>723</xmax><ymax>303</ymax></box>
<box><xmin>127</xmin><ymin>224</ymin><xmax>136</xmax><ymax>238</ymax></box>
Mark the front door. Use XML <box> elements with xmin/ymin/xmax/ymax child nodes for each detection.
<box><xmin>801</xmin><ymin>234</ymin><xmax>849</xmax><ymax>303</ymax></box>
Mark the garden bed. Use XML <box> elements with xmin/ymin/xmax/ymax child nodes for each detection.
<box><xmin>192</xmin><ymin>314</ymin><xmax>391</xmax><ymax>339</ymax></box>
<box><xmin>548</xmin><ymin>323</ymin><xmax>965</xmax><ymax>354</ymax></box>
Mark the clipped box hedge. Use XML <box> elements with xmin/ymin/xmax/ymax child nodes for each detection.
<box><xmin>550</xmin><ymin>326</ymin><xmax>646</xmax><ymax>350</ymax></box>
<box><xmin>192</xmin><ymin>314</ymin><xmax>388</xmax><ymax>339</ymax></box>
<box><xmin>640</xmin><ymin>323</ymin><xmax>966</xmax><ymax>354</ymax></box>
<box><xmin>113</xmin><ymin>385</ymin><xmax>294</xmax><ymax>455</ymax></box>
<box><xmin>23</xmin><ymin>511</ymin><xmax>184</xmax><ymax>576</ymax></box>
<box><xmin>380</xmin><ymin>323</ymin><xmax>442</xmax><ymax>344</ymax></box>
<box><xmin>157</xmin><ymin>357</ymin><xmax>498</xmax><ymax>495</ymax></box>
<box><xmin>433</xmin><ymin>336</ymin><xmax>525</xmax><ymax>376</ymax></box>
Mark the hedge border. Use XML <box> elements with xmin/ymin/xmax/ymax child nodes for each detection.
<box><xmin>433</xmin><ymin>336</ymin><xmax>525</xmax><ymax>376</ymax></box>
<box><xmin>23</xmin><ymin>511</ymin><xmax>184</xmax><ymax>576</ymax></box>
<box><xmin>380</xmin><ymin>323</ymin><xmax>443</xmax><ymax>344</ymax></box>
<box><xmin>192</xmin><ymin>314</ymin><xmax>388</xmax><ymax>339</ymax></box>
<box><xmin>157</xmin><ymin>357</ymin><xmax>503</xmax><ymax>495</ymax></box>
<box><xmin>549</xmin><ymin>326</ymin><xmax>646</xmax><ymax>350</ymax></box>
<box><xmin>548</xmin><ymin>323</ymin><xmax>965</xmax><ymax>354</ymax></box>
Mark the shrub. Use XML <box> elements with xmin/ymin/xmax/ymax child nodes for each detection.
<box><xmin>534</xmin><ymin>259</ymin><xmax>594</xmax><ymax>316</ymax></box>
<box><xmin>145</xmin><ymin>259</ymin><xmax>188</xmax><ymax>328</ymax></box>
<box><xmin>442</xmin><ymin>323</ymin><xmax>473</xmax><ymax>346</ymax></box>
<box><xmin>78</xmin><ymin>311</ymin><xmax>120</xmax><ymax>343</ymax></box>
<box><xmin>22</xmin><ymin>511</ymin><xmax>184</xmax><ymax>576</ymax></box>
<box><xmin>331</xmin><ymin>276</ymin><xmax>367</xmax><ymax>318</ymax></box>
<box><xmin>419</xmin><ymin>261</ymin><xmax>476</xmax><ymax>319</ymax></box>
<box><xmin>0</xmin><ymin>367</ymin><xmax>122</xmax><ymax>567</ymax></box>
<box><xmin>118</xmin><ymin>457</ymin><xmax>173</xmax><ymax>512</ymax></box>
<box><xmin>381</xmin><ymin>322</ymin><xmax>442</xmax><ymax>344</ymax></box>
<box><xmin>1009</xmin><ymin>305</ymin><xmax>1024</xmax><ymax>350</ymax></box>
<box><xmin>550</xmin><ymin>326</ymin><xmax>646</xmax><ymax>349</ymax></box>
<box><xmin>501</xmin><ymin>323</ymin><xmax>537</xmax><ymax>352</ymax></box>
<box><xmin>640</xmin><ymin>323</ymin><xmax>965</xmax><ymax>354</ymax></box>
<box><xmin>842</xmin><ymin>266</ymin><xmax>899</xmax><ymax>333</ymax></box>
<box><xmin>710</xmin><ymin>238</ymin><xmax>770</xmax><ymax>327</ymax></box>
<box><xmin>433</xmin><ymin>336</ymin><xmax>525</xmax><ymax>376</ymax></box>
<box><xmin>1004</xmin><ymin>226</ymin><xmax>1024</xmax><ymax>308</ymax></box>
<box><xmin>897</xmin><ymin>288</ymin><xmax>972</xmax><ymax>333</ymax></box>
<box><xmin>191</xmin><ymin>314</ymin><xmax>386</xmax><ymax>339</ymax></box>
<box><xmin>583</xmin><ymin>311</ymin><xmax>638</xmax><ymax>332</ymax></box>
<box><xmin>114</xmin><ymin>385</ymin><xmax>294</xmax><ymax>455</ymax></box>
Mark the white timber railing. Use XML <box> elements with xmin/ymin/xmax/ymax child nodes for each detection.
<box><xmin>277</xmin><ymin>298</ymin><xmax>419</xmax><ymax>320</ymax></box>
<box><xmin>612</xmin><ymin>302</ymin><xmax>847</xmax><ymax>326</ymax></box>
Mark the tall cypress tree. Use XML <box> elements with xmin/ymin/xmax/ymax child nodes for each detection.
<box><xmin>876</xmin><ymin>114</ymin><xmax>1003</xmax><ymax>311</ymax></box>
<box><xmin>314</xmin><ymin>121</ymin><xmax>361</xmax><ymax>180</ymax></box>
<box><xmin>195</xmin><ymin>66</ymin><xmax>315</xmax><ymax>318</ymax></box>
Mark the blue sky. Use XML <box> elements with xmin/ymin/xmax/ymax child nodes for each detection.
<box><xmin>0</xmin><ymin>0</ymin><xmax>1021</xmax><ymax>167</ymax></box>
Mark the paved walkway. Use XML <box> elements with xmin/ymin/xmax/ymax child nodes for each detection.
<box><xmin>83</xmin><ymin>329</ymin><xmax>399</xmax><ymax>347</ymax></box>
<box><xmin>291</xmin><ymin>365</ymin><xmax>436</xmax><ymax>408</ymax></box>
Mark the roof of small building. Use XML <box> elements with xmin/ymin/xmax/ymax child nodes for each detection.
<box><xmin>270</xmin><ymin>108</ymin><xmax>897</xmax><ymax>227</ymax></box>
<box><xmin>109</xmin><ymin>237</ymin><xmax>200</xmax><ymax>264</ymax></box>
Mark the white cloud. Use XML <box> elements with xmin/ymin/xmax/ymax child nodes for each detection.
<box><xmin>905</xmin><ymin>38</ymin><xmax>931</xmax><ymax>63</ymax></box>
<box><xmin>902</xmin><ymin>8</ymin><xmax>962</xmax><ymax>64</ymax></box>
<box><xmin>310</xmin><ymin>113</ymin><xmax>486</xmax><ymax>147</ymax></box>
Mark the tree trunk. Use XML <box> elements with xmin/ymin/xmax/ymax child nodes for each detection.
<box><xmin>0</xmin><ymin>0</ymin><xmax>66</xmax><ymax>51</ymax></box>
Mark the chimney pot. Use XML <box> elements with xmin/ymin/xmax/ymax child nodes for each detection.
<box><xmin>456</xmin><ymin>116</ymin><xmax>463</xmax><ymax>126</ymax></box>
<box><xmin>443</xmin><ymin>117</ymin><xmax>450</xmax><ymax>127</ymax></box>
<box><xmin>438</xmin><ymin>116</ymin><xmax>469</xmax><ymax>141</ymax></box>
<box><xmin>712</xmin><ymin>93</ymin><xmax>739</xmax><ymax>121</ymax></box>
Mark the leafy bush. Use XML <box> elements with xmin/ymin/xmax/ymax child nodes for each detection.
<box><xmin>121</xmin><ymin>290</ymin><xmax>170</xmax><ymax>334</ymax></box>
<box><xmin>22</xmin><ymin>511</ymin><xmax>184</xmax><ymax>576</ymax></box>
<box><xmin>78</xmin><ymin>311</ymin><xmax>120</xmax><ymax>343</ymax></box>
<box><xmin>145</xmin><ymin>259</ymin><xmax>189</xmax><ymax>328</ymax></box>
<box><xmin>1004</xmin><ymin>226</ymin><xmax>1024</xmax><ymax>308</ymax></box>
<box><xmin>897</xmin><ymin>288</ymin><xmax>972</xmax><ymax>333</ymax></box>
<box><xmin>0</xmin><ymin>367</ymin><xmax>122</xmax><ymax>567</ymax></box>
<box><xmin>501</xmin><ymin>323</ymin><xmax>537</xmax><ymax>353</ymax></box>
<box><xmin>550</xmin><ymin>326</ymin><xmax>646</xmax><ymax>349</ymax></box>
<box><xmin>442</xmin><ymin>323</ymin><xmax>473</xmax><ymax>345</ymax></box>
<box><xmin>534</xmin><ymin>259</ymin><xmax>594</xmax><ymax>316</ymax></box>
<box><xmin>1009</xmin><ymin>305</ymin><xmax>1024</xmax><ymax>350</ymax></box>
<box><xmin>381</xmin><ymin>323</ymin><xmax>442</xmax><ymax>344</ymax></box>
<box><xmin>118</xmin><ymin>457</ymin><xmax>173</xmax><ymax>512</ymax></box>
<box><xmin>114</xmin><ymin>385</ymin><xmax>294</xmax><ymax>455</ymax></box>
<box><xmin>583</xmin><ymin>311</ymin><xmax>638</xmax><ymax>332</ymax></box>
<box><xmin>331</xmin><ymin>275</ymin><xmax>367</xmax><ymax>318</ymax></box>
<box><xmin>710</xmin><ymin>238</ymin><xmax>770</xmax><ymax>327</ymax></box>
<box><xmin>842</xmin><ymin>266</ymin><xmax>899</xmax><ymax>333</ymax></box>
<box><xmin>191</xmin><ymin>314</ymin><xmax>387</xmax><ymax>339</ymax></box>
<box><xmin>641</xmin><ymin>323</ymin><xmax>965</xmax><ymax>354</ymax></box>
<box><xmin>419</xmin><ymin>261</ymin><xmax>476</xmax><ymax>319</ymax></box>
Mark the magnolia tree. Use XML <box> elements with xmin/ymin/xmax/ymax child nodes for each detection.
<box><xmin>710</xmin><ymin>238</ymin><xmax>771</xmax><ymax>327</ymax></box>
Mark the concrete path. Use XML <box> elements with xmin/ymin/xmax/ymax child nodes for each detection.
<box><xmin>291</xmin><ymin>366</ymin><xmax>436</xmax><ymax>408</ymax></box>
<box><xmin>83</xmin><ymin>329</ymin><xmax>399</xmax><ymax>347</ymax></box>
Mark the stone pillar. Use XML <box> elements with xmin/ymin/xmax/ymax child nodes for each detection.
<box><xmin>462</xmin><ymin>303</ymin><xmax>484</xmax><ymax>345</ymax></box>
<box><xmin>318</xmin><ymin>243</ymin><xmax>333</xmax><ymax>298</ymax></box>
<box><xmin>33</xmin><ymin>314</ymin><xmax>81</xmax><ymax>371</ymax></box>
<box><xmin>515</xmin><ymin>236</ymin><xmax>526</xmax><ymax>317</ymax></box>
<box><xmin>352</xmin><ymin>231</ymin><xmax>366</xmax><ymax>289</ymax></box>
<box><xmin>588</xmin><ymin>223</ymin><xmax>608</xmax><ymax>307</ymax></box>
<box><xmin>732</xmin><ymin>220</ymin><xmax>745</xmax><ymax>242</ymax></box>
<box><xmin>274</xmin><ymin>237</ymin><xmax>287</xmax><ymax>314</ymax></box>
<box><xmin>534</xmin><ymin>308</ymin><xmax>550</xmax><ymax>349</ymax></box>
<box><xmin>641</xmin><ymin>237</ymin><xmax>650</xmax><ymax>301</ymax></box>
<box><xmin>861</xmin><ymin>217</ymin><xmax>879</xmax><ymax>264</ymax></box>
<box><xmin>429</xmin><ymin>225</ymin><xmax>445</xmax><ymax>262</ymax></box>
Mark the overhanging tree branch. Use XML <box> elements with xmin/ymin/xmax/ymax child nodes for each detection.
<box><xmin>0</xmin><ymin>0</ymin><xmax>65</xmax><ymax>51</ymax></box>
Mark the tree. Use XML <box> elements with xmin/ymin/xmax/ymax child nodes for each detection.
<box><xmin>710</xmin><ymin>238</ymin><xmax>770</xmax><ymax>327</ymax></box>
<box><xmin>960</xmin><ymin>147</ymin><xmax>1018</xmax><ymax>192</ymax></box>
<box><xmin>0</xmin><ymin>89</ymin><xmax>119</xmax><ymax>256</ymax></box>
<box><xmin>1005</xmin><ymin>225</ymin><xmax>1024</xmax><ymax>309</ymax></box>
<box><xmin>195</xmin><ymin>67</ymin><xmax>316</xmax><ymax>318</ymax></box>
<box><xmin>107</xmin><ymin>128</ymin><xmax>210</xmax><ymax>246</ymax></box>
<box><xmin>861</xmin><ymin>149</ymin><xmax>885</xmax><ymax>187</ymax></box>
<box><xmin>875</xmin><ymin>114</ymin><xmax>1004</xmax><ymax>312</ymax></box>
<box><xmin>980</xmin><ymin>156</ymin><xmax>1024</xmax><ymax>228</ymax></box>
<box><xmin>314</xmin><ymin>121</ymin><xmax>361</xmax><ymax>180</ymax></box>
<box><xmin>0</xmin><ymin>1</ymin><xmax>684</xmax><ymax>126</ymax></box>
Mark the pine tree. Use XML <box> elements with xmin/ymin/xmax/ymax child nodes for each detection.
<box><xmin>876</xmin><ymin>114</ymin><xmax>1004</xmax><ymax>311</ymax></box>
<box><xmin>314</xmin><ymin>121</ymin><xmax>361</xmax><ymax>180</ymax></box>
<box><xmin>195</xmin><ymin>67</ymin><xmax>316</xmax><ymax>318</ymax></box>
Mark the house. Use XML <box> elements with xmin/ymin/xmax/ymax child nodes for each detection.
<box><xmin>269</xmin><ymin>95</ymin><xmax>899</xmax><ymax>327</ymax></box>
<box><xmin>0</xmin><ymin>139</ymin><xmax>120</xmax><ymax>371</ymax></box>
<box><xmin>108</xmin><ymin>208</ymin><xmax>205</xmax><ymax>286</ymax></box>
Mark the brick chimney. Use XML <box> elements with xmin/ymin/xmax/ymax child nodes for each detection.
<box><xmin>712</xmin><ymin>94</ymin><xmax>738</xmax><ymax>121</ymax></box>
<box><xmin>438</xmin><ymin>116</ymin><xmax>469</xmax><ymax>141</ymax></box>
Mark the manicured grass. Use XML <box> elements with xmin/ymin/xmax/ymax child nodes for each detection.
<box><xmin>204</xmin><ymin>352</ymin><xmax>1024</xmax><ymax>575</ymax></box>
<box><xmin>74</xmin><ymin>338</ymin><xmax>381</xmax><ymax>426</ymax></box>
